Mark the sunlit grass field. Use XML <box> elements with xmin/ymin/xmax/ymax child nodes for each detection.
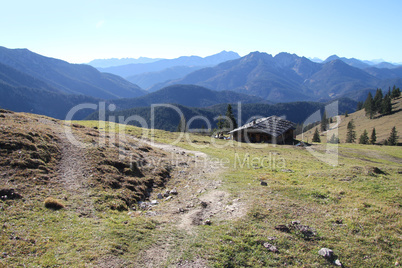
<box><xmin>68</xmin><ymin>120</ymin><xmax>401</xmax><ymax>267</ymax></box>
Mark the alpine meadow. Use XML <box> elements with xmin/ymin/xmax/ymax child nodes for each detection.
<box><xmin>1</xmin><ymin>1</ymin><xmax>401</xmax><ymax>267</ymax></box>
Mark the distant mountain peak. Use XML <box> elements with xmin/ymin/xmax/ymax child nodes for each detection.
<box><xmin>324</xmin><ymin>55</ymin><xmax>340</xmax><ymax>62</ymax></box>
<box><xmin>308</xmin><ymin>57</ymin><xmax>323</xmax><ymax>63</ymax></box>
<box><xmin>244</xmin><ymin>51</ymin><xmax>273</xmax><ymax>60</ymax></box>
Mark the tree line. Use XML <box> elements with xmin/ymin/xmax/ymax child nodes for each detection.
<box><xmin>312</xmin><ymin>122</ymin><xmax>398</xmax><ymax>146</ymax></box>
<box><xmin>356</xmin><ymin>85</ymin><xmax>401</xmax><ymax>118</ymax></box>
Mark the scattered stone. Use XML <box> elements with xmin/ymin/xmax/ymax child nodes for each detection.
<box><xmin>334</xmin><ymin>259</ymin><xmax>342</xmax><ymax>266</ymax></box>
<box><xmin>170</xmin><ymin>188</ymin><xmax>178</xmax><ymax>195</ymax></box>
<box><xmin>150</xmin><ymin>200</ymin><xmax>159</xmax><ymax>205</ymax></box>
<box><xmin>157</xmin><ymin>193</ymin><xmax>163</xmax><ymax>199</ymax></box>
<box><xmin>201</xmin><ymin>201</ymin><xmax>208</xmax><ymax>208</ymax></box>
<box><xmin>165</xmin><ymin>196</ymin><xmax>173</xmax><ymax>201</ymax></box>
<box><xmin>281</xmin><ymin>169</ymin><xmax>294</xmax><ymax>173</ymax></box>
<box><xmin>178</xmin><ymin>208</ymin><xmax>185</xmax><ymax>213</ymax></box>
<box><xmin>275</xmin><ymin>225</ymin><xmax>290</xmax><ymax>233</ymax></box>
<box><xmin>260</xmin><ymin>181</ymin><xmax>268</xmax><ymax>186</ymax></box>
<box><xmin>204</xmin><ymin>219</ymin><xmax>212</xmax><ymax>225</ymax></box>
<box><xmin>164</xmin><ymin>190</ymin><xmax>170</xmax><ymax>197</ymax></box>
<box><xmin>263</xmin><ymin>243</ymin><xmax>279</xmax><ymax>253</ymax></box>
<box><xmin>267</xmin><ymin>236</ymin><xmax>277</xmax><ymax>241</ymax></box>
<box><xmin>291</xmin><ymin>220</ymin><xmax>301</xmax><ymax>225</ymax></box>
<box><xmin>139</xmin><ymin>201</ymin><xmax>151</xmax><ymax>210</ymax></box>
<box><xmin>318</xmin><ymin>248</ymin><xmax>334</xmax><ymax>259</ymax></box>
<box><xmin>296</xmin><ymin>225</ymin><xmax>316</xmax><ymax>239</ymax></box>
<box><xmin>395</xmin><ymin>261</ymin><xmax>399</xmax><ymax>266</ymax></box>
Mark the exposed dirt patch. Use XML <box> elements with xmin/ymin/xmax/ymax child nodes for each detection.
<box><xmin>179</xmin><ymin>190</ymin><xmax>246</xmax><ymax>230</ymax></box>
<box><xmin>129</xmin><ymin>138</ymin><xmax>247</xmax><ymax>267</ymax></box>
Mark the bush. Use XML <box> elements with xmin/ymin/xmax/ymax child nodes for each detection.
<box><xmin>44</xmin><ymin>197</ymin><xmax>65</xmax><ymax>210</ymax></box>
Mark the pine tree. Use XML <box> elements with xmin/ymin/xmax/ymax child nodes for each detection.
<box><xmin>364</xmin><ymin>92</ymin><xmax>374</xmax><ymax>119</ymax></box>
<box><xmin>346</xmin><ymin>120</ymin><xmax>356</xmax><ymax>143</ymax></box>
<box><xmin>223</xmin><ymin>104</ymin><xmax>238</xmax><ymax>131</ymax></box>
<box><xmin>329</xmin><ymin>134</ymin><xmax>339</xmax><ymax>144</ymax></box>
<box><xmin>370</xmin><ymin>128</ymin><xmax>376</xmax><ymax>145</ymax></box>
<box><xmin>373</xmin><ymin>88</ymin><xmax>383</xmax><ymax>114</ymax></box>
<box><xmin>380</xmin><ymin>95</ymin><xmax>392</xmax><ymax>115</ymax></box>
<box><xmin>387</xmin><ymin>126</ymin><xmax>398</xmax><ymax>146</ymax></box>
<box><xmin>359</xmin><ymin>129</ymin><xmax>369</xmax><ymax>144</ymax></box>
<box><xmin>176</xmin><ymin>116</ymin><xmax>187</xmax><ymax>132</ymax></box>
<box><xmin>321</xmin><ymin>110</ymin><xmax>327</xmax><ymax>131</ymax></box>
<box><xmin>391</xmin><ymin>85</ymin><xmax>401</xmax><ymax>99</ymax></box>
<box><xmin>312</xmin><ymin>128</ymin><xmax>321</xmax><ymax>142</ymax></box>
<box><xmin>344</xmin><ymin>111</ymin><xmax>348</xmax><ymax>117</ymax></box>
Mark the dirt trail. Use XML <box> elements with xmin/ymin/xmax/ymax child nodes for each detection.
<box><xmin>39</xmin><ymin>118</ymin><xmax>95</xmax><ymax>216</ymax></box>
<box><xmin>131</xmin><ymin>137</ymin><xmax>246</xmax><ymax>267</ymax></box>
<box><xmin>36</xmin><ymin>120</ymin><xmax>245</xmax><ymax>267</ymax></box>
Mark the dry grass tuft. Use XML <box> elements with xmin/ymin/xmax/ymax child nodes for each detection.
<box><xmin>44</xmin><ymin>197</ymin><xmax>65</xmax><ymax>210</ymax></box>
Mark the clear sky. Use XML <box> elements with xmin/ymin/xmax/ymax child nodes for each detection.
<box><xmin>1</xmin><ymin>0</ymin><xmax>401</xmax><ymax>63</ymax></box>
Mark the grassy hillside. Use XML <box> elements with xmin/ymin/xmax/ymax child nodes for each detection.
<box><xmin>298</xmin><ymin>96</ymin><xmax>402</xmax><ymax>144</ymax></box>
<box><xmin>1</xmin><ymin>109</ymin><xmax>401</xmax><ymax>267</ymax></box>
<box><xmin>0</xmin><ymin>110</ymin><xmax>175</xmax><ymax>266</ymax></box>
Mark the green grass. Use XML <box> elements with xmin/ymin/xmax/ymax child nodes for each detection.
<box><xmin>2</xmin><ymin>119</ymin><xmax>400</xmax><ymax>267</ymax></box>
<box><xmin>0</xmin><ymin>196</ymin><xmax>160</xmax><ymax>266</ymax></box>
<box><xmin>68</xmin><ymin>120</ymin><xmax>402</xmax><ymax>267</ymax></box>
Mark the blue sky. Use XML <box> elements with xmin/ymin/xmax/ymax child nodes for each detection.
<box><xmin>1</xmin><ymin>0</ymin><xmax>401</xmax><ymax>63</ymax></box>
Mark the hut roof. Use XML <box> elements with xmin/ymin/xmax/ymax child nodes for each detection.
<box><xmin>229</xmin><ymin>116</ymin><xmax>295</xmax><ymax>137</ymax></box>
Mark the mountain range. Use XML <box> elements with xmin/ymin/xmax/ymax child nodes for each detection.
<box><xmin>0</xmin><ymin>46</ymin><xmax>145</xmax><ymax>100</ymax></box>
<box><xmin>323</xmin><ymin>55</ymin><xmax>401</xmax><ymax>69</ymax></box>
<box><xmin>88</xmin><ymin>57</ymin><xmax>162</xmax><ymax>68</ymax></box>
<box><xmin>97</xmin><ymin>51</ymin><xmax>241</xmax><ymax>78</ymax></box>
<box><xmin>149</xmin><ymin>52</ymin><xmax>402</xmax><ymax>102</ymax></box>
<box><xmin>109</xmin><ymin>84</ymin><xmax>269</xmax><ymax>111</ymax></box>
<box><xmin>1</xmin><ymin>45</ymin><xmax>401</xmax><ymax>126</ymax></box>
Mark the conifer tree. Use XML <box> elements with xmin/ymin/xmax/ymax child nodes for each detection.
<box><xmin>312</xmin><ymin>127</ymin><xmax>320</xmax><ymax>142</ymax></box>
<box><xmin>373</xmin><ymin>88</ymin><xmax>383</xmax><ymax>113</ymax></box>
<box><xmin>329</xmin><ymin>134</ymin><xmax>339</xmax><ymax>144</ymax></box>
<box><xmin>387</xmin><ymin>126</ymin><xmax>398</xmax><ymax>146</ymax></box>
<box><xmin>176</xmin><ymin>115</ymin><xmax>187</xmax><ymax>132</ymax></box>
<box><xmin>364</xmin><ymin>92</ymin><xmax>374</xmax><ymax>119</ymax></box>
<box><xmin>359</xmin><ymin>129</ymin><xmax>369</xmax><ymax>144</ymax></box>
<box><xmin>370</xmin><ymin>128</ymin><xmax>376</xmax><ymax>145</ymax></box>
<box><xmin>223</xmin><ymin>104</ymin><xmax>238</xmax><ymax>131</ymax></box>
<box><xmin>380</xmin><ymin>95</ymin><xmax>392</xmax><ymax>115</ymax></box>
<box><xmin>344</xmin><ymin>111</ymin><xmax>348</xmax><ymax>117</ymax></box>
<box><xmin>391</xmin><ymin>85</ymin><xmax>401</xmax><ymax>99</ymax></box>
<box><xmin>346</xmin><ymin>120</ymin><xmax>356</xmax><ymax>143</ymax></box>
